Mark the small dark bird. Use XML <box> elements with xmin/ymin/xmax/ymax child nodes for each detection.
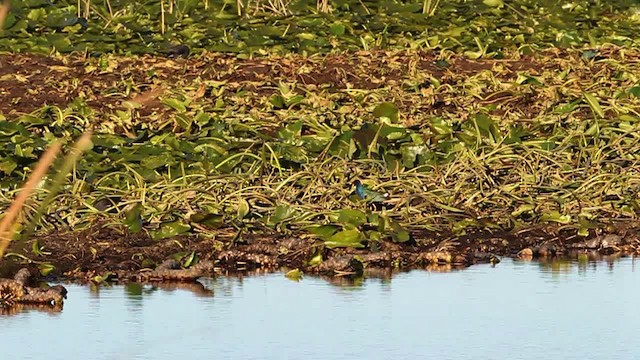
<box><xmin>163</xmin><ymin>44</ymin><xmax>190</xmax><ymax>58</ymax></box>
<box><xmin>354</xmin><ymin>180</ymin><xmax>389</xmax><ymax>203</ymax></box>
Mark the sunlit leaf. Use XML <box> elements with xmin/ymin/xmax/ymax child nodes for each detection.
<box><xmin>540</xmin><ymin>211</ymin><xmax>571</xmax><ymax>224</ymax></box>
<box><xmin>150</xmin><ymin>221</ymin><xmax>191</xmax><ymax>240</ymax></box>
<box><xmin>372</xmin><ymin>102</ymin><xmax>399</xmax><ymax>122</ymax></box>
<box><xmin>336</xmin><ymin>209</ymin><xmax>367</xmax><ymax>226</ymax></box>
<box><xmin>324</xmin><ymin>228</ymin><xmax>364</xmax><ymax>248</ymax></box>
<box><xmin>124</xmin><ymin>203</ymin><xmax>143</xmax><ymax>233</ymax></box>
<box><xmin>237</xmin><ymin>198</ymin><xmax>250</xmax><ymax>220</ymax></box>
<box><xmin>285</xmin><ymin>269</ymin><xmax>303</xmax><ymax>281</ymax></box>
<box><xmin>308</xmin><ymin>225</ymin><xmax>339</xmax><ymax>240</ymax></box>
<box><xmin>38</xmin><ymin>263</ymin><xmax>55</xmax><ymax>276</ymax></box>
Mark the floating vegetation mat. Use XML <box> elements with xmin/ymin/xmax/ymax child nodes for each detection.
<box><xmin>1</xmin><ymin>46</ymin><xmax>640</xmax><ymax>280</ymax></box>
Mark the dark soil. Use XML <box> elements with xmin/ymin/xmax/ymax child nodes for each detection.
<box><xmin>0</xmin><ymin>47</ymin><xmax>633</xmax><ymax>120</ymax></box>
<box><xmin>1</xmin><ymin>222</ymin><xmax>639</xmax><ymax>283</ymax></box>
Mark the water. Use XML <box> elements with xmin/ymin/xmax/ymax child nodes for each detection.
<box><xmin>1</xmin><ymin>257</ymin><xmax>638</xmax><ymax>360</ymax></box>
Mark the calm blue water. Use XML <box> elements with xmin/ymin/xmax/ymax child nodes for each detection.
<box><xmin>0</xmin><ymin>257</ymin><xmax>638</xmax><ymax>360</ymax></box>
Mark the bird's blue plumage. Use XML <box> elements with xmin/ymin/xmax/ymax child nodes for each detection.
<box><xmin>354</xmin><ymin>180</ymin><xmax>388</xmax><ymax>202</ymax></box>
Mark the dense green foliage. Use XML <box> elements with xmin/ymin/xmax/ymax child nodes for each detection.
<box><xmin>2</xmin><ymin>0</ymin><xmax>640</xmax><ymax>251</ymax></box>
<box><xmin>2</xmin><ymin>0</ymin><xmax>640</xmax><ymax>55</ymax></box>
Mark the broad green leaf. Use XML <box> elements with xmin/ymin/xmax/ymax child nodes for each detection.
<box><xmin>483</xmin><ymin>0</ymin><xmax>504</xmax><ymax>7</ymax></box>
<box><xmin>286</xmin><ymin>95</ymin><xmax>305</xmax><ymax>107</ymax></box>
<box><xmin>540</xmin><ymin>211</ymin><xmax>571</xmax><ymax>224</ymax></box>
<box><xmin>367</xmin><ymin>230</ymin><xmax>383</xmax><ymax>242</ymax></box>
<box><xmin>162</xmin><ymin>98</ymin><xmax>188</xmax><ymax>112</ymax></box>
<box><xmin>308</xmin><ymin>225</ymin><xmax>339</xmax><ymax>240</ymax></box>
<box><xmin>124</xmin><ymin>203</ymin><xmax>143</xmax><ymax>233</ymax></box>
<box><xmin>237</xmin><ymin>198</ymin><xmax>250</xmax><ymax>220</ymax></box>
<box><xmin>0</xmin><ymin>121</ymin><xmax>27</xmax><ymax>136</ymax></box>
<box><xmin>308</xmin><ymin>253</ymin><xmax>323</xmax><ymax>266</ymax></box>
<box><xmin>336</xmin><ymin>209</ymin><xmax>367</xmax><ymax>226</ymax></box>
<box><xmin>511</xmin><ymin>204</ymin><xmax>535</xmax><ymax>217</ymax></box>
<box><xmin>278</xmin><ymin>121</ymin><xmax>303</xmax><ymax>140</ymax></box>
<box><xmin>189</xmin><ymin>213</ymin><xmax>224</xmax><ymax>228</ymax></box>
<box><xmin>285</xmin><ymin>269</ymin><xmax>303</xmax><ymax>281</ymax></box>
<box><xmin>629</xmin><ymin>86</ymin><xmax>640</xmax><ymax>98</ymax></box>
<box><xmin>91</xmin><ymin>271</ymin><xmax>114</xmax><ymax>284</ymax></box>
<box><xmin>372</xmin><ymin>102</ymin><xmax>399</xmax><ymax>122</ymax></box>
<box><xmin>329</xmin><ymin>22</ymin><xmax>346</xmax><ymax>36</ymax></box>
<box><xmin>183</xmin><ymin>251</ymin><xmax>197</xmax><ymax>268</ymax></box>
<box><xmin>269</xmin><ymin>94</ymin><xmax>286</xmax><ymax>109</ymax></box>
<box><xmin>389</xmin><ymin>220</ymin><xmax>411</xmax><ymax>243</ymax></box>
<box><xmin>38</xmin><ymin>263</ymin><xmax>55</xmax><ymax>276</ymax></box>
<box><xmin>150</xmin><ymin>221</ymin><xmax>191</xmax><ymax>240</ymax></box>
<box><xmin>325</xmin><ymin>228</ymin><xmax>364</xmax><ymax>248</ymax></box>
<box><xmin>0</xmin><ymin>158</ymin><xmax>17</xmax><ymax>175</ymax></box>
<box><xmin>141</xmin><ymin>153</ymin><xmax>175</xmax><ymax>169</ymax></box>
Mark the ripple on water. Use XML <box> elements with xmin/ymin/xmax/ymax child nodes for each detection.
<box><xmin>0</xmin><ymin>257</ymin><xmax>638</xmax><ymax>360</ymax></box>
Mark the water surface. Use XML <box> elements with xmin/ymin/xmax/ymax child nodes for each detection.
<box><xmin>1</xmin><ymin>257</ymin><xmax>637</xmax><ymax>360</ymax></box>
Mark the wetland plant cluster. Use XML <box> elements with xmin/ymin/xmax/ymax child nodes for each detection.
<box><xmin>2</xmin><ymin>0</ymin><xmax>640</xmax><ymax>55</ymax></box>
<box><xmin>1</xmin><ymin>0</ymin><xmax>640</xmax><ymax>276</ymax></box>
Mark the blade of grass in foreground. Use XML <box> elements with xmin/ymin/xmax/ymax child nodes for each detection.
<box><xmin>20</xmin><ymin>132</ymin><xmax>94</xmax><ymax>243</ymax></box>
<box><xmin>0</xmin><ymin>141</ymin><xmax>62</xmax><ymax>258</ymax></box>
<box><xmin>0</xmin><ymin>131</ymin><xmax>93</xmax><ymax>259</ymax></box>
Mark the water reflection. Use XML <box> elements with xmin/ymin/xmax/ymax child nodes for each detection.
<box><xmin>0</xmin><ymin>256</ymin><xmax>638</xmax><ymax>360</ymax></box>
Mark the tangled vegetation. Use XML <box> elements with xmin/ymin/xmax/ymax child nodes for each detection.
<box><xmin>2</xmin><ymin>0</ymin><xmax>640</xmax><ymax>55</ymax></box>
<box><xmin>1</xmin><ymin>0</ymin><xmax>640</xmax><ymax>278</ymax></box>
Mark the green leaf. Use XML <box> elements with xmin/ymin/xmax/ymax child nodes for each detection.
<box><xmin>308</xmin><ymin>253</ymin><xmax>323</xmax><ymax>266</ymax></box>
<box><xmin>0</xmin><ymin>121</ymin><xmax>27</xmax><ymax>136</ymax></box>
<box><xmin>286</xmin><ymin>95</ymin><xmax>305</xmax><ymax>107</ymax></box>
<box><xmin>540</xmin><ymin>211</ymin><xmax>571</xmax><ymax>224</ymax></box>
<box><xmin>91</xmin><ymin>271</ymin><xmax>114</xmax><ymax>284</ymax></box>
<box><xmin>389</xmin><ymin>220</ymin><xmax>411</xmax><ymax>243</ymax></box>
<box><xmin>267</xmin><ymin>204</ymin><xmax>297</xmax><ymax>225</ymax></box>
<box><xmin>278</xmin><ymin>121</ymin><xmax>303</xmax><ymax>140</ymax></box>
<box><xmin>629</xmin><ymin>86</ymin><xmax>640</xmax><ymax>98</ymax></box>
<box><xmin>372</xmin><ymin>102</ymin><xmax>399</xmax><ymax>122</ymax></box>
<box><xmin>430</xmin><ymin>117</ymin><xmax>453</xmax><ymax>136</ymax></box>
<box><xmin>31</xmin><ymin>239</ymin><xmax>50</xmax><ymax>256</ymax></box>
<box><xmin>483</xmin><ymin>0</ymin><xmax>504</xmax><ymax>7</ymax></box>
<box><xmin>183</xmin><ymin>251</ymin><xmax>197</xmax><ymax>268</ymax></box>
<box><xmin>329</xmin><ymin>22</ymin><xmax>346</xmax><ymax>36</ymax></box>
<box><xmin>367</xmin><ymin>230</ymin><xmax>383</xmax><ymax>242</ymax></box>
<box><xmin>162</xmin><ymin>98</ymin><xmax>188</xmax><ymax>112</ymax></box>
<box><xmin>336</xmin><ymin>209</ymin><xmax>367</xmax><ymax>227</ymax></box>
<box><xmin>189</xmin><ymin>213</ymin><xmax>224</xmax><ymax>228</ymax></box>
<box><xmin>308</xmin><ymin>225</ymin><xmax>339</xmax><ymax>240</ymax></box>
<box><xmin>583</xmin><ymin>93</ymin><xmax>604</xmax><ymax>118</ymax></box>
<box><xmin>237</xmin><ymin>198</ymin><xmax>250</xmax><ymax>220</ymax></box>
<box><xmin>285</xmin><ymin>269</ymin><xmax>303</xmax><ymax>281</ymax></box>
<box><xmin>141</xmin><ymin>153</ymin><xmax>175</xmax><ymax>169</ymax></box>
<box><xmin>0</xmin><ymin>158</ymin><xmax>17</xmax><ymax>175</ymax></box>
<box><xmin>325</xmin><ymin>229</ymin><xmax>364</xmax><ymax>248</ymax></box>
<box><xmin>150</xmin><ymin>221</ymin><xmax>191</xmax><ymax>240</ymax></box>
<box><xmin>124</xmin><ymin>203</ymin><xmax>143</xmax><ymax>233</ymax></box>
<box><xmin>577</xmin><ymin>225</ymin><xmax>590</xmax><ymax>237</ymax></box>
<box><xmin>38</xmin><ymin>263</ymin><xmax>55</xmax><ymax>276</ymax></box>
<box><xmin>581</xmin><ymin>50</ymin><xmax>599</xmax><ymax>60</ymax></box>
<box><xmin>511</xmin><ymin>204</ymin><xmax>535</xmax><ymax>217</ymax></box>
<box><xmin>269</xmin><ymin>94</ymin><xmax>286</xmax><ymax>109</ymax></box>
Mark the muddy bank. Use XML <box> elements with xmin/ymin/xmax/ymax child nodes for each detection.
<box><xmin>0</xmin><ymin>268</ymin><xmax>67</xmax><ymax>309</ymax></box>
<box><xmin>0</xmin><ymin>47</ymin><xmax>633</xmax><ymax>121</ymax></box>
<box><xmin>1</xmin><ymin>223</ymin><xmax>639</xmax><ymax>283</ymax></box>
